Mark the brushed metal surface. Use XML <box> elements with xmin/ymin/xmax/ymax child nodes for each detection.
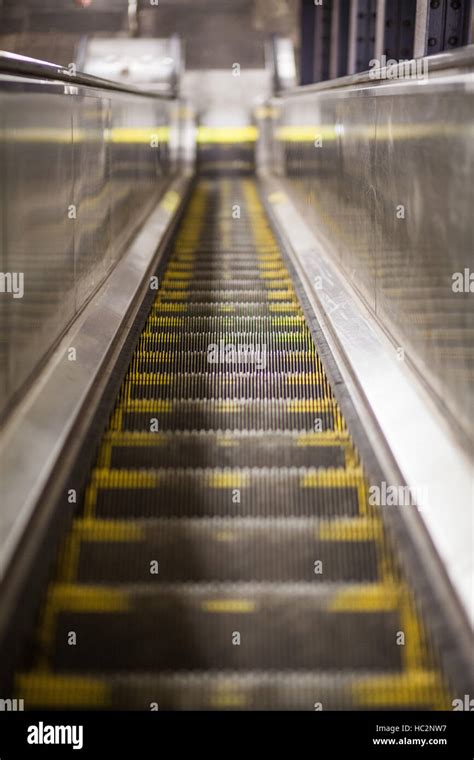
<box><xmin>0</xmin><ymin>73</ymin><xmax>180</xmax><ymax>416</ymax></box>
<box><xmin>260</xmin><ymin>173</ymin><xmax>473</xmax><ymax>632</ymax></box>
<box><xmin>259</xmin><ymin>48</ymin><xmax>474</xmax><ymax>440</ymax></box>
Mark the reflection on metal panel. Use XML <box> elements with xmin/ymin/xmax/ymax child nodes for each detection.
<box><xmin>259</xmin><ymin>49</ymin><xmax>474</xmax><ymax>440</ymax></box>
<box><xmin>79</xmin><ymin>37</ymin><xmax>183</xmax><ymax>95</ymax></box>
<box><xmin>0</xmin><ymin>77</ymin><xmax>181</xmax><ymax>417</ymax></box>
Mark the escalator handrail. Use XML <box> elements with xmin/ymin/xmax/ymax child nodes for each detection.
<box><xmin>0</xmin><ymin>50</ymin><xmax>175</xmax><ymax>99</ymax></box>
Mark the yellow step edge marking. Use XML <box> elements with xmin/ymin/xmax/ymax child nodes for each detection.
<box><xmin>217</xmin><ymin>437</ymin><xmax>240</xmax><ymax>447</ymax></box>
<box><xmin>127</xmin><ymin>372</ymin><xmax>324</xmax><ymax>385</ymax></box>
<box><xmin>92</xmin><ymin>469</ymin><xmax>160</xmax><ymax>488</ymax></box>
<box><xmin>286</xmin><ymin>399</ymin><xmax>336</xmax><ymax>412</ymax></box>
<box><xmin>301</xmin><ymin>468</ymin><xmax>367</xmax><ymax>514</ymax></box>
<box><xmin>329</xmin><ymin>584</ymin><xmax>400</xmax><ymax>612</ymax></box>
<box><xmin>16</xmin><ymin>674</ymin><xmax>109</xmax><ymax>708</ymax></box>
<box><xmin>210</xmin><ymin>692</ymin><xmax>248</xmax><ymax>708</ymax></box>
<box><xmin>47</xmin><ymin>584</ymin><xmax>129</xmax><ymax>613</ymax></box>
<box><xmin>72</xmin><ymin>519</ymin><xmax>144</xmax><ymax>542</ymax></box>
<box><xmin>352</xmin><ymin>671</ymin><xmax>450</xmax><ymax>709</ymax></box>
<box><xmin>208</xmin><ymin>472</ymin><xmax>248</xmax><ymax>488</ymax></box>
<box><xmin>103</xmin><ymin>431</ymin><xmax>168</xmax><ymax>446</ymax></box>
<box><xmin>38</xmin><ymin>585</ymin><xmax>129</xmax><ymax>656</ymax></box>
<box><xmin>196</xmin><ymin>125</ymin><xmax>258</xmax><ymax>143</ymax></box>
<box><xmin>214</xmin><ymin>530</ymin><xmax>238</xmax><ymax>542</ymax></box>
<box><xmin>203</xmin><ymin>599</ymin><xmax>256</xmax><ymax>613</ymax></box>
<box><xmin>116</xmin><ymin>399</ymin><xmax>173</xmax><ymax>413</ymax></box>
<box><xmin>300</xmin><ymin>467</ymin><xmax>364</xmax><ymax>486</ymax></box>
<box><xmin>399</xmin><ymin>589</ymin><xmax>428</xmax><ymax>672</ymax></box>
<box><xmin>90</xmin><ymin>468</ymin><xmax>248</xmax><ymax>490</ymax></box>
<box><xmin>317</xmin><ymin>517</ymin><xmax>383</xmax><ymax>542</ymax></box>
<box><xmin>296</xmin><ymin>432</ymin><xmax>349</xmax><ymax>446</ymax></box>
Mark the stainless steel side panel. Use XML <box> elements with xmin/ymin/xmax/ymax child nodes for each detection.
<box><xmin>261</xmin><ymin>50</ymin><xmax>474</xmax><ymax>440</ymax></box>
<box><xmin>0</xmin><ymin>77</ymin><xmax>180</xmax><ymax>416</ymax></box>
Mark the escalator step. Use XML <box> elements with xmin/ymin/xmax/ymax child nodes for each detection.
<box><xmin>99</xmin><ymin>431</ymin><xmax>352</xmax><ymax>469</ymax></box>
<box><xmin>17</xmin><ymin>670</ymin><xmax>451</xmax><ymax>711</ymax></box>
<box><xmin>41</xmin><ymin>583</ymin><xmax>405</xmax><ymax>672</ymax></box>
<box><xmin>113</xmin><ymin>398</ymin><xmax>342</xmax><ymax>432</ymax></box>
<box><xmin>64</xmin><ymin>516</ymin><xmax>380</xmax><ymax>583</ymax></box>
<box><xmin>86</xmin><ymin>467</ymin><xmax>364</xmax><ymax>519</ymax></box>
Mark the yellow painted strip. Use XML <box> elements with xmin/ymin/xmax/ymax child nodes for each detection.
<box><xmin>210</xmin><ymin>692</ymin><xmax>248</xmax><ymax>708</ymax></box>
<box><xmin>103</xmin><ymin>431</ymin><xmax>168</xmax><ymax>446</ymax></box>
<box><xmin>110</xmin><ymin>126</ymin><xmax>170</xmax><ymax>144</ymax></box>
<box><xmin>296</xmin><ymin>432</ymin><xmax>349</xmax><ymax>446</ymax></box>
<box><xmin>286</xmin><ymin>399</ymin><xmax>335</xmax><ymax>412</ymax></box>
<box><xmin>197</xmin><ymin>125</ymin><xmax>258</xmax><ymax>143</ymax></box>
<box><xmin>48</xmin><ymin>584</ymin><xmax>129</xmax><ymax>613</ymax></box>
<box><xmin>317</xmin><ymin>517</ymin><xmax>382</xmax><ymax>542</ymax></box>
<box><xmin>72</xmin><ymin>519</ymin><xmax>144</xmax><ymax>542</ymax></box>
<box><xmin>300</xmin><ymin>468</ymin><xmax>364</xmax><ymax>487</ymax></box>
<box><xmin>17</xmin><ymin>674</ymin><xmax>109</xmax><ymax>708</ymax></box>
<box><xmin>329</xmin><ymin>584</ymin><xmax>400</xmax><ymax>612</ymax></box>
<box><xmin>203</xmin><ymin>599</ymin><xmax>256</xmax><ymax>613</ymax></box>
<box><xmin>92</xmin><ymin>469</ymin><xmax>160</xmax><ymax>488</ymax></box>
<box><xmin>217</xmin><ymin>436</ymin><xmax>240</xmax><ymax>447</ymax></box>
<box><xmin>353</xmin><ymin>671</ymin><xmax>450</xmax><ymax>708</ymax></box>
<box><xmin>208</xmin><ymin>471</ymin><xmax>248</xmax><ymax>488</ymax></box>
<box><xmin>117</xmin><ymin>399</ymin><xmax>173</xmax><ymax>413</ymax></box>
<box><xmin>214</xmin><ymin>530</ymin><xmax>238</xmax><ymax>542</ymax></box>
<box><xmin>301</xmin><ymin>467</ymin><xmax>367</xmax><ymax>513</ymax></box>
<box><xmin>160</xmin><ymin>189</ymin><xmax>180</xmax><ymax>213</ymax></box>
<box><xmin>276</xmin><ymin>126</ymin><xmax>338</xmax><ymax>142</ymax></box>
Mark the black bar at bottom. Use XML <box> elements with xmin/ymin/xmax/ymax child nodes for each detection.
<box><xmin>0</xmin><ymin>710</ymin><xmax>472</xmax><ymax>757</ymax></box>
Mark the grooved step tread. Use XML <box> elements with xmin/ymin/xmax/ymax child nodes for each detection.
<box><xmin>86</xmin><ymin>467</ymin><xmax>364</xmax><ymax>519</ymax></box>
<box><xmin>17</xmin><ymin>670</ymin><xmax>451</xmax><ymax>710</ymax></box>
<box><xmin>99</xmin><ymin>430</ymin><xmax>352</xmax><ymax>469</ymax></box>
<box><xmin>40</xmin><ymin>583</ymin><xmax>405</xmax><ymax>672</ymax></box>
<box><xmin>65</xmin><ymin>516</ymin><xmax>380</xmax><ymax>583</ymax></box>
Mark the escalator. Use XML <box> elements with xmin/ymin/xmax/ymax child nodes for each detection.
<box><xmin>14</xmin><ymin>175</ymin><xmax>453</xmax><ymax>710</ymax></box>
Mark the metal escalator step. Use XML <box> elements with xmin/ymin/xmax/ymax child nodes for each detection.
<box><xmin>40</xmin><ymin>583</ymin><xmax>405</xmax><ymax>672</ymax></box>
<box><xmin>126</xmin><ymin>373</ymin><xmax>327</xmax><ymax>400</ymax></box>
<box><xmin>157</xmin><ymin>290</ymin><xmax>296</xmax><ymax>303</ymax></box>
<box><xmin>66</xmin><ymin>516</ymin><xmax>380</xmax><ymax>584</ymax></box>
<box><xmin>160</xmin><ymin>279</ymin><xmax>293</xmax><ymax>290</ymax></box>
<box><xmin>87</xmin><ymin>467</ymin><xmax>364</xmax><ymax>519</ymax></box>
<box><xmin>163</xmin><ymin>268</ymin><xmax>289</xmax><ymax>277</ymax></box>
<box><xmin>17</xmin><ymin>670</ymin><xmax>450</xmax><ymax>710</ymax></box>
<box><xmin>151</xmin><ymin>303</ymin><xmax>302</xmax><ymax>316</ymax></box>
<box><xmin>133</xmin><ymin>350</ymin><xmax>319</xmax><ymax>374</ymax></box>
<box><xmin>137</xmin><ymin>333</ymin><xmax>316</xmax><ymax>352</ymax></box>
<box><xmin>99</xmin><ymin>431</ymin><xmax>352</xmax><ymax>469</ymax></box>
<box><xmin>145</xmin><ymin>315</ymin><xmax>308</xmax><ymax>332</ymax></box>
<box><xmin>113</xmin><ymin>398</ymin><xmax>343</xmax><ymax>432</ymax></box>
